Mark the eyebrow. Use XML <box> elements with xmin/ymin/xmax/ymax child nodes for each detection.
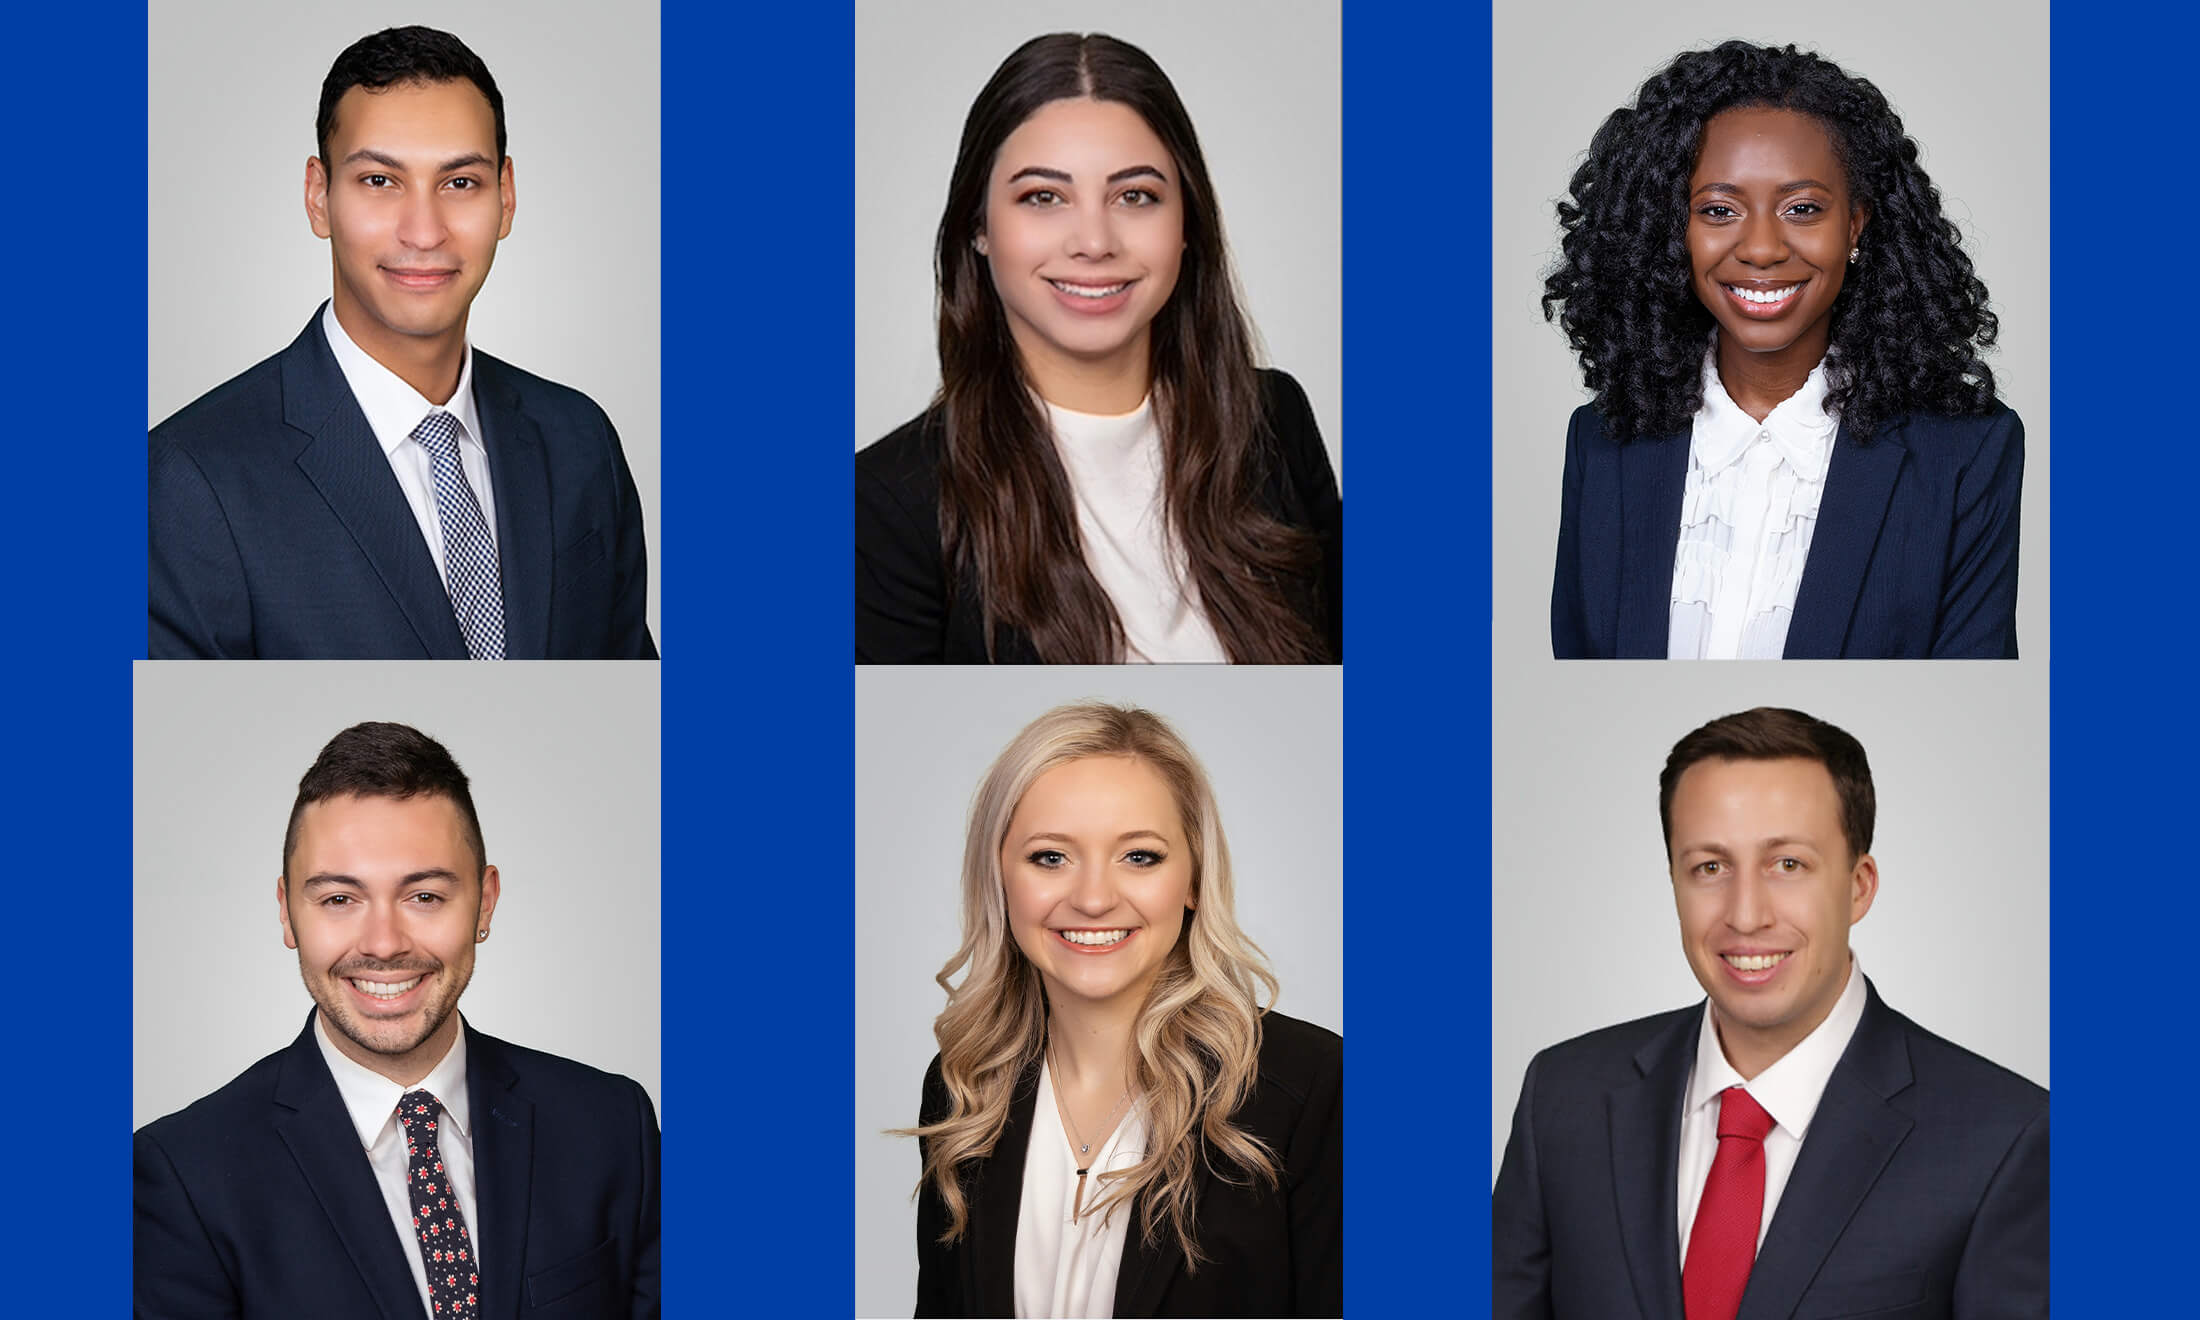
<box><xmin>1019</xmin><ymin>830</ymin><xmax>1174</xmax><ymax>847</ymax></box>
<box><xmin>341</xmin><ymin>148</ymin><xmax>497</xmax><ymax>175</ymax></box>
<box><xmin>1005</xmin><ymin>164</ymin><xmax>1170</xmax><ymax>186</ymax></box>
<box><xmin>1675</xmin><ymin>836</ymin><xmax>1823</xmax><ymax>857</ymax></box>
<box><xmin>1692</xmin><ymin>178</ymin><xmax>1836</xmax><ymax>198</ymax></box>
<box><xmin>300</xmin><ymin>868</ymin><xmax>463</xmax><ymax>890</ymax></box>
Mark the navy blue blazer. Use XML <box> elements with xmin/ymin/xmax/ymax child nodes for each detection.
<box><xmin>149</xmin><ymin>311</ymin><xmax>657</xmax><ymax>659</ymax></box>
<box><xmin>134</xmin><ymin>1014</ymin><xmax>660</xmax><ymax>1320</ymax></box>
<box><xmin>1550</xmin><ymin>405</ymin><xmax>2023</xmax><ymax>658</ymax></box>
<box><xmin>1492</xmin><ymin>980</ymin><xmax>2047</xmax><ymax>1320</ymax></box>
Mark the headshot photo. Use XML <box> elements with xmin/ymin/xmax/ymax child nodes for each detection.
<box><xmin>855</xmin><ymin>667</ymin><xmax>1342</xmax><ymax>1317</ymax></box>
<box><xmin>132</xmin><ymin>662</ymin><xmax>661</xmax><ymax>1318</ymax></box>
<box><xmin>854</xmin><ymin>2</ymin><xmax>1342</xmax><ymax>664</ymax></box>
<box><xmin>147</xmin><ymin>5</ymin><xmax>661</xmax><ymax>659</ymax></box>
<box><xmin>1489</xmin><ymin>669</ymin><xmax>2048</xmax><ymax>1320</ymax></box>
<box><xmin>1491</xmin><ymin>4</ymin><xmax>2046</xmax><ymax>662</ymax></box>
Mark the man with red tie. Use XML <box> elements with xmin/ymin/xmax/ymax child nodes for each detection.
<box><xmin>133</xmin><ymin>722</ymin><xmax>659</xmax><ymax>1319</ymax></box>
<box><xmin>1491</xmin><ymin>707</ymin><xmax>2046</xmax><ymax>1320</ymax></box>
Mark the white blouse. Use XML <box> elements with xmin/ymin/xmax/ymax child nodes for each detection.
<box><xmin>1045</xmin><ymin>398</ymin><xmax>1229</xmax><ymax>664</ymax></box>
<box><xmin>1668</xmin><ymin>351</ymin><xmax>1838</xmax><ymax>659</ymax></box>
<box><xmin>1013</xmin><ymin>1059</ymin><xmax>1149</xmax><ymax>1319</ymax></box>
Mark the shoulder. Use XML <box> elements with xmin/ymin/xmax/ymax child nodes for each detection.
<box><xmin>1254</xmin><ymin>368</ymin><xmax>1323</xmax><ymax>457</ymax></box>
<box><xmin>474</xmin><ymin>351</ymin><xmax>617</xmax><ymax>435</ymax></box>
<box><xmin>1878</xmin><ymin>1001</ymin><xmax>2047</xmax><ymax>1119</ymax></box>
<box><xmin>473</xmin><ymin>1027</ymin><xmax>654</xmax><ymax>1116</ymax></box>
<box><xmin>918</xmin><ymin>1051</ymin><xmax>949</xmax><ymax>1125</ymax></box>
<box><xmin>133</xmin><ymin>1041</ymin><xmax>293</xmax><ymax>1153</ymax></box>
<box><xmin>149</xmin><ymin>349</ymin><xmax>292</xmax><ymax>462</ymax></box>
<box><xmin>1873</xmin><ymin>402</ymin><xmax>2024</xmax><ymax>463</ymax></box>
<box><xmin>858</xmin><ymin>406</ymin><xmax>946</xmax><ymax>488</ymax></box>
<box><xmin>1250</xmin><ymin>1010</ymin><xmax>1342</xmax><ymax>1111</ymax></box>
<box><xmin>1522</xmin><ymin>1004</ymin><xmax>1700</xmax><ymax>1090</ymax></box>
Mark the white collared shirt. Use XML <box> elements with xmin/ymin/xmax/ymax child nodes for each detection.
<box><xmin>1044</xmin><ymin>396</ymin><xmax>1229</xmax><ymax>664</ymax></box>
<box><xmin>1675</xmin><ymin>957</ymin><xmax>1867</xmax><ymax>1262</ymax></box>
<box><xmin>1668</xmin><ymin>348</ymin><xmax>1838</xmax><ymax>659</ymax></box>
<box><xmin>313</xmin><ymin>1010</ymin><xmax>483</xmax><ymax>1318</ymax></box>
<box><xmin>1014</xmin><ymin>1058</ymin><xmax>1148</xmax><ymax>1319</ymax></box>
<box><xmin>320</xmin><ymin>302</ymin><xmax>500</xmax><ymax>580</ymax></box>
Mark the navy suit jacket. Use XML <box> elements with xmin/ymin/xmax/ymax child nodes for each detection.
<box><xmin>149</xmin><ymin>311</ymin><xmax>657</xmax><ymax>659</ymax></box>
<box><xmin>916</xmin><ymin>1011</ymin><xmax>1342</xmax><ymax>1318</ymax></box>
<box><xmin>1492</xmin><ymin>981</ymin><xmax>2047</xmax><ymax>1320</ymax></box>
<box><xmin>1550</xmin><ymin>405</ymin><xmax>2023</xmax><ymax>658</ymax></box>
<box><xmin>134</xmin><ymin>1015</ymin><xmax>661</xmax><ymax>1320</ymax></box>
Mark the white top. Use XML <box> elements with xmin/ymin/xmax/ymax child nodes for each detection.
<box><xmin>1668</xmin><ymin>349</ymin><xmax>1837</xmax><ymax>659</ymax></box>
<box><xmin>321</xmin><ymin>302</ymin><xmax>499</xmax><ymax>579</ymax></box>
<box><xmin>1675</xmin><ymin>957</ymin><xmax>1867</xmax><ymax>1262</ymax></box>
<box><xmin>1044</xmin><ymin>397</ymin><xmax>1228</xmax><ymax>664</ymax></box>
<box><xmin>313</xmin><ymin>1010</ymin><xmax>482</xmax><ymax>1319</ymax></box>
<box><xmin>1014</xmin><ymin>1058</ymin><xmax>1149</xmax><ymax>1319</ymax></box>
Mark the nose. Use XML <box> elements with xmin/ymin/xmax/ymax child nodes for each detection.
<box><xmin>1067</xmin><ymin>861</ymin><xmax>1120</xmax><ymax>917</ymax></box>
<box><xmin>1725</xmin><ymin>872</ymin><xmax>1773</xmax><ymax>933</ymax></box>
<box><xmin>1063</xmin><ymin>199</ymin><xmax>1117</xmax><ymax>260</ymax></box>
<box><xmin>357</xmin><ymin>899</ymin><xmax>410</xmax><ymax>961</ymax></box>
<box><xmin>1734</xmin><ymin>209</ymin><xmax>1788</xmax><ymax>268</ymax></box>
<box><xmin>396</xmin><ymin>189</ymin><xmax>450</xmax><ymax>254</ymax></box>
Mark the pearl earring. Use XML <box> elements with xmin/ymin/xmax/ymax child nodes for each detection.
<box><xmin>1848</xmin><ymin>247</ymin><xmax>1860</xmax><ymax>263</ymax></box>
<box><xmin>476</xmin><ymin>929</ymin><xmax>488</xmax><ymax>940</ymax></box>
<box><xmin>973</xmin><ymin>235</ymin><xmax>989</xmax><ymax>256</ymax></box>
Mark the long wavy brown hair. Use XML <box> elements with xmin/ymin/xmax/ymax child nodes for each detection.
<box><xmin>934</xmin><ymin>33</ymin><xmax>1325</xmax><ymax>663</ymax></box>
<box><xmin>901</xmin><ymin>703</ymin><xmax>1280</xmax><ymax>1269</ymax></box>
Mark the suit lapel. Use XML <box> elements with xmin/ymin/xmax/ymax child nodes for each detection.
<box><xmin>1610</xmin><ymin>1010</ymin><xmax>1695</xmax><ymax>1320</ymax></box>
<box><xmin>271</xmin><ymin>1016</ymin><xmax>428</xmax><ymax>1320</ymax></box>
<box><xmin>466</xmin><ymin>1027</ymin><xmax>535</xmax><ymax>1320</ymax></box>
<box><xmin>969</xmin><ymin>1060</ymin><xmax>1039</xmax><ymax>1318</ymax></box>
<box><xmin>1617</xmin><ymin>433</ymin><xmax>1691</xmax><ymax>657</ymax></box>
<box><xmin>472</xmin><ymin>355</ymin><xmax>553</xmax><ymax>659</ymax></box>
<box><xmin>1783</xmin><ymin>424</ymin><xmax>1907</xmax><ymax>658</ymax></box>
<box><xmin>1737</xmin><ymin>984</ymin><xmax>1916</xmax><ymax>1320</ymax></box>
<box><xmin>282</xmin><ymin>316</ymin><xmax>470</xmax><ymax>659</ymax></box>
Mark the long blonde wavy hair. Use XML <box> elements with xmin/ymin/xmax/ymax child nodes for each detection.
<box><xmin>904</xmin><ymin>702</ymin><xmax>1281</xmax><ymax>1269</ymax></box>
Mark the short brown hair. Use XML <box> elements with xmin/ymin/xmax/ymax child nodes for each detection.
<box><xmin>282</xmin><ymin>722</ymin><xmax>486</xmax><ymax>877</ymax></box>
<box><xmin>1659</xmin><ymin>707</ymin><xmax>1874</xmax><ymax>860</ymax></box>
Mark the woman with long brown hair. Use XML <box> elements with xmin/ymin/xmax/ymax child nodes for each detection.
<box><xmin>856</xmin><ymin>33</ymin><xmax>1341</xmax><ymax>664</ymax></box>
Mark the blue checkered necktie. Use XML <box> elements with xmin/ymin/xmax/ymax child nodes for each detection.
<box><xmin>397</xmin><ymin>1090</ymin><xmax>480</xmax><ymax>1318</ymax></box>
<box><xmin>411</xmin><ymin>411</ymin><xmax>505</xmax><ymax>660</ymax></box>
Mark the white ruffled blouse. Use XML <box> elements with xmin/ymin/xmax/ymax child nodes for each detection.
<box><xmin>1668</xmin><ymin>352</ymin><xmax>1838</xmax><ymax>659</ymax></box>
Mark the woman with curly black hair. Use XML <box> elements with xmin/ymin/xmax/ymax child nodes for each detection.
<box><xmin>1546</xmin><ymin>41</ymin><xmax>2021</xmax><ymax>659</ymax></box>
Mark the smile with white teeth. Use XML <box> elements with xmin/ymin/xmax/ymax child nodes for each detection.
<box><xmin>350</xmin><ymin>975</ymin><xmax>422</xmax><ymax>999</ymax></box>
<box><xmin>1728</xmin><ymin>283</ymin><xmax>1800</xmax><ymax>305</ymax></box>
<box><xmin>1058</xmin><ymin>929</ymin><xmax>1132</xmax><ymax>946</ymax></box>
<box><xmin>1722</xmin><ymin>952</ymin><xmax>1789</xmax><ymax>972</ymax></box>
<box><xmin>1049</xmin><ymin>279</ymin><xmax>1130</xmax><ymax>298</ymax></box>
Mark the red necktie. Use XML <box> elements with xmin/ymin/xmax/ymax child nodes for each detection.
<box><xmin>1683</xmin><ymin>1086</ymin><xmax>1776</xmax><ymax>1320</ymax></box>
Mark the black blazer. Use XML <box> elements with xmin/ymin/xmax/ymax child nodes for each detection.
<box><xmin>915</xmin><ymin>1010</ymin><xmax>1342</xmax><ymax>1318</ymax></box>
<box><xmin>149</xmin><ymin>310</ymin><xmax>657</xmax><ymax>659</ymax></box>
<box><xmin>856</xmin><ymin>369</ymin><xmax>1342</xmax><ymax>663</ymax></box>
<box><xmin>1550</xmin><ymin>404</ymin><xmax>2023</xmax><ymax>658</ymax></box>
<box><xmin>134</xmin><ymin>1014</ymin><xmax>661</xmax><ymax>1319</ymax></box>
<box><xmin>1492</xmin><ymin>980</ymin><xmax>2047</xmax><ymax>1319</ymax></box>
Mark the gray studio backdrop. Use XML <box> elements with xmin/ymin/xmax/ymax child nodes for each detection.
<box><xmin>146</xmin><ymin>1</ymin><xmax>663</xmax><ymax>644</ymax></box>
<box><xmin>1490</xmin><ymin>0</ymin><xmax>2049</xmax><ymax>664</ymax></box>
<box><xmin>133</xmin><ymin>662</ymin><xmax>661</xmax><ymax>1130</ymax></box>
<box><xmin>1489</xmin><ymin>663</ymin><xmax>2049</xmax><ymax>1185</ymax></box>
<box><xmin>855</xmin><ymin>666</ymin><xmax>1343</xmax><ymax>1318</ymax></box>
<box><xmin>854</xmin><ymin>0</ymin><xmax>1343</xmax><ymax>484</ymax></box>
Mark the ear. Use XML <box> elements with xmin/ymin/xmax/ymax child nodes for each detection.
<box><xmin>1848</xmin><ymin>203</ymin><xmax>1870</xmax><ymax>251</ymax></box>
<box><xmin>305</xmin><ymin>157</ymin><xmax>332</xmax><ymax>239</ymax></box>
<box><xmin>277</xmin><ymin>875</ymin><xmax>299</xmax><ymax>950</ymax></box>
<box><xmin>497</xmin><ymin>157</ymin><xmax>516</xmax><ymax>240</ymax></box>
<box><xmin>1847</xmin><ymin>852</ymin><xmax>1879</xmax><ymax>925</ymax></box>
<box><xmin>476</xmin><ymin>863</ymin><xmax>501</xmax><ymax>934</ymax></box>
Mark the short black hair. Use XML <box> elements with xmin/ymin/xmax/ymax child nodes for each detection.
<box><xmin>1659</xmin><ymin>707</ymin><xmax>1875</xmax><ymax>861</ymax></box>
<box><xmin>317</xmin><ymin>25</ymin><xmax>506</xmax><ymax>165</ymax></box>
<box><xmin>282</xmin><ymin>722</ymin><xmax>487</xmax><ymax>877</ymax></box>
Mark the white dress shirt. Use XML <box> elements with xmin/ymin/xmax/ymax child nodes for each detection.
<box><xmin>1045</xmin><ymin>397</ymin><xmax>1229</xmax><ymax>664</ymax></box>
<box><xmin>1668</xmin><ymin>348</ymin><xmax>1838</xmax><ymax>659</ymax></box>
<box><xmin>313</xmin><ymin>1010</ymin><xmax>483</xmax><ymax>1318</ymax></box>
<box><xmin>320</xmin><ymin>302</ymin><xmax>499</xmax><ymax>580</ymax></box>
<box><xmin>1014</xmin><ymin>1058</ymin><xmax>1149</xmax><ymax>1319</ymax></box>
<box><xmin>1675</xmin><ymin>957</ymin><xmax>1867</xmax><ymax>1262</ymax></box>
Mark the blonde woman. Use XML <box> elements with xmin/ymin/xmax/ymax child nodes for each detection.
<box><xmin>904</xmin><ymin>703</ymin><xmax>1341</xmax><ymax>1318</ymax></box>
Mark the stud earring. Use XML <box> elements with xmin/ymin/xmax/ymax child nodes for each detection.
<box><xmin>476</xmin><ymin>929</ymin><xmax>488</xmax><ymax>941</ymax></box>
<box><xmin>1848</xmin><ymin>247</ymin><xmax>1860</xmax><ymax>263</ymax></box>
<box><xmin>973</xmin><ymin>235</ymin><xmax>990</xmax><ymax>256</ymax></box>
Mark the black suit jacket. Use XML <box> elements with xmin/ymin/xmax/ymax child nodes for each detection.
<box><xmin>1550</xmin><ymin>404</ymin><xmax>2023</xmax><ymax>658</ymax></box>
<box><xmin>856</xmin><ymin>369</ymin><xmax>1342</xmax><ymax>663</ymax></box>
<box><xmin>134</xmin><ymin>1015</ymin><xmax>661</xmax><ymax>1319</ymax></box>
<box><xmin>1492</xmin><ymin>981</ymin><xmax>2047</xmax><ymax>1319</ymax></box>
<box><xmin>149</xmin><ymin>310</ymin><xmax>657</xmax><ymax>659</ymax></box>
<box><xmin>915</xmin><ymin>1010</ymin><xmax>1342</xmax><ymax>1318</ymax></box>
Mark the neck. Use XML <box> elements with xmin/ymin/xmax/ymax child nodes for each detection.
<box><xmin>1714</xmin><ymin>330</ymin><xmax>1827</xmax><ymax>425</ymax></box>
<box><xmin>1016</xmin><ymin>334</ymin><xmax>1153</xmax><ymax>416</ymax></box>
<box><xmin>331</xmin><ymin>287</ymin><xmax>467</xmax><ymax>405</ymax></box>
<box><xmin>1044</xmin><ymin>988</ymin><xmax>1142</xmax><ymax>1092</ymax></box>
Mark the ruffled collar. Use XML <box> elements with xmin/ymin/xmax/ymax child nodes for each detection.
<box><xmin>1694</xmin><ymin>345</ymin><xmax>1837</xmax><ymax>483</ymax></box>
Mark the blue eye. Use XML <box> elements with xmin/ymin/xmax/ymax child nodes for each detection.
<box><xmin>1026</xmin><ymin>849</ymin><xmax>1068</xmax><ymax>868</ymax></box>
<box><xmin>1123</xmin><ymin>849</ymin><xmax>1166</xmax><ymax>867</ymax></box>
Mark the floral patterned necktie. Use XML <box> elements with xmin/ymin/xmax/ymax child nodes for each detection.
<box><xmin>398</xmin><ymin>1091</ymin><xmax>479</xmax><ymax>1317</ymax></box>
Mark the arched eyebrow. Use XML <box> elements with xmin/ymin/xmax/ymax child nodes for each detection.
<box><xmin>1691</xmin><ymin>178</ymin><xmax>1837</xmax><ymax>199</ymax></box>
<box><xmin>340</xmin><ymin>148</ymin><xmax>497</xmax><ymax>175</ymax></box>
<box><xmin>1005</xmin><ymin>164</ymin><xmax>1170</xmax><ymax>186</ymax></box>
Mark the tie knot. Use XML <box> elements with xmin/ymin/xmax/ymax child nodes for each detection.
<box><xmin>397</xmin><ymin>1090</ymin><xmax>446</xmax><ymax>1135</ymax></box>
<box><xmin>1716</xmin><ymin>1086</ymin><xmax>1774</xmax><ymax>1142</ymax></box>
<box><xmin>411</xmin><ymin>410</ymin><xmax>462</xmax><ymax>455</ymax></box>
